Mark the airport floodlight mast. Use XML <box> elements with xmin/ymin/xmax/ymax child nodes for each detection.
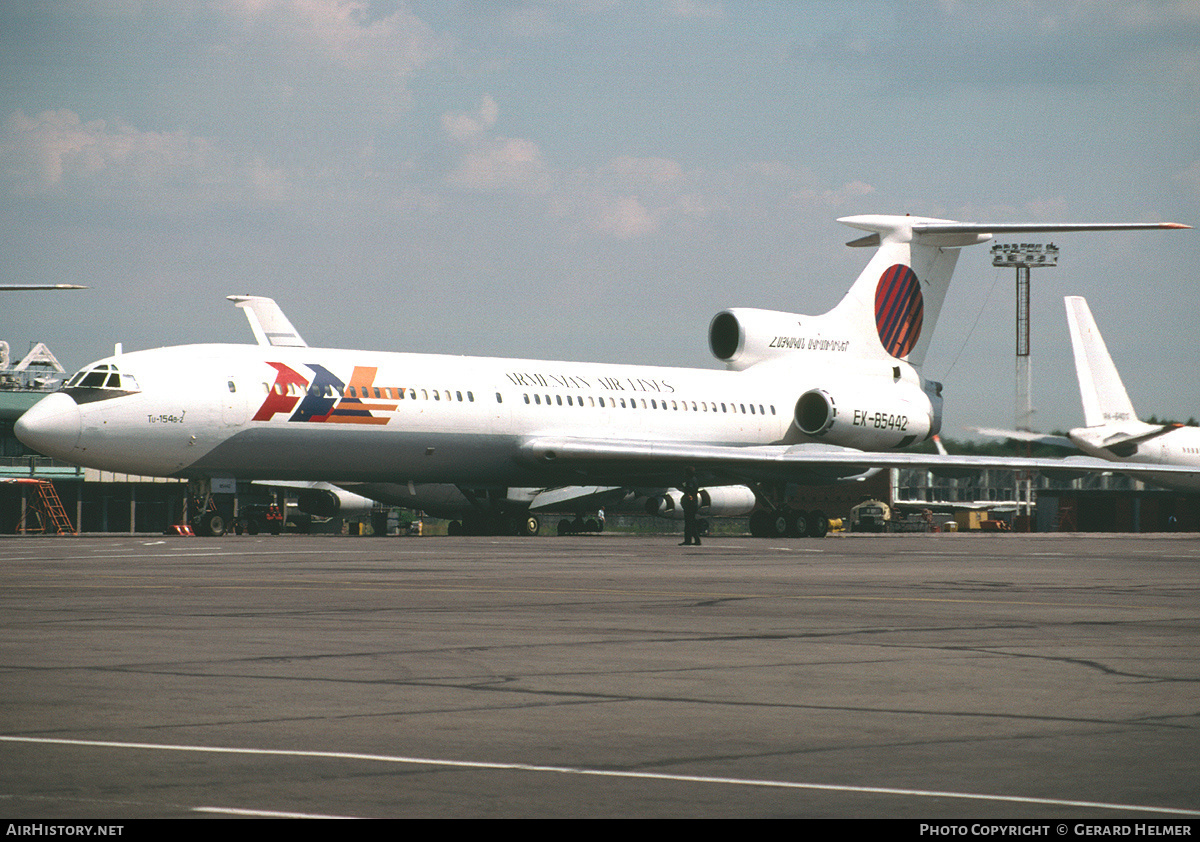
<box><xmin>991</xmin><ymin>242</ymin><xmax>1059</xmax><ymax>432</ymax></box>
<box><xmin>991</xmin><ymin>242</ymin><xmax>1059</xmax><ymax>525</ymax></box>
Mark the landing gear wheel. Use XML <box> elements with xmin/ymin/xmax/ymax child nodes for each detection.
<box><xmin>447</xmin><ymin>520</ymin><xmax>464</xmax><ymax>536</ymax></box>
<box><xmin>194</xmin><ymin>512</ymin><xmax>226</xmax><ymax>537</ymax></box>
<box><xmin>788</xmin><ymin>510</ymin><xmax>807</xmax><ymax>538</ymax></box>
<box><xmin>522</xmin><ymin>515</ymin><xmax>540</xmax><ymax>537</ymax></box>
<box><xmin>462</xmin><ymin>514</ymin><xmax>491</xmax><ymax>536</ymax></box>
<box><xmin>769</xmin><ymin>512</ymin><xmax>790</xmax><ymax>538</ymax></box>
<box><xmin>749</xmin><ymin>510</ymin><xmax>771</xmax><ymax>538</ymax></box>
<box><xmin>807</xmin><ymin>510</ymin><xmax>829</xmax><ymax>538</ymax></box>
<box><xmin>558</xmin><ymin>518</ymin><xmax>573</xmax><ymax>536</ymax></box>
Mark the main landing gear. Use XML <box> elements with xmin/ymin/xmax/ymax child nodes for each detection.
<box><xmin>748</xmin><ymin>507</ymin><xmax>828</xmax><ymax>538</ymax></box>
<box><xmin>746</xmin><ymin>482</ymin><xmax>830</xmax><ymax>538</ymax></box>
<box><xmin>188</xmin><ymin>479</ymin><xmax>228</xmax><ymax>537</ymax></box>
<box><xmin>556</xmin><ymin>516</ymin><xmax>606</xmax><ymax>536</ymax></box>
<box><xmin>446</xmin><ymin>512</ymin><xmax>540</xmax><ymax>536</ymax></box>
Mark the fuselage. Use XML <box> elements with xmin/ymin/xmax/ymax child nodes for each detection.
<box><xmin>1069</xmin><ymin>424</ymin><xmax>1200</xmax><ymax>491</ymax></box>
<box><xmin>17</xmin><ymin>342</ymin><xmax>928</xmax><ymax>486</ymax></box>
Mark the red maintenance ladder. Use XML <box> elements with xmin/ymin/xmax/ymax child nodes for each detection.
<box><xmin>10</xmin><ymin>479</ymin><xmax>77</xmax><ymax>535</ymax></box>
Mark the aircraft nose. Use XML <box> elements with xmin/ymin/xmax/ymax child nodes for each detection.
<box><xmin>15</xmin><ymin>392</ymin><xmax>82</xmax><ymax>459</ymax></box>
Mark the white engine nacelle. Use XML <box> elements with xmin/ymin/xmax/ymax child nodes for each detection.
<box><xmin>793</xmin><ymin>378</ymin><xmax>942</xmax><ymax>449</ymax></box>
<box><xmin>646</xmin><ymin>486</ymin><xmax>758</xmax><ymax>519</ymax></box>
<box><xmin>709</xmin><ymin>308</ymin><xmax>814</xmax><ymax>371</ymax></box>
<box><xmin>295</xmin><ymin>485</ymin><xmax>377</xmax><ymax>519</ymax></box>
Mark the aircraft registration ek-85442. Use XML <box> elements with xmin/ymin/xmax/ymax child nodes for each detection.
<box><xmin>15</xmin><ymin>214</ymin><xmax>1195</xmax><ymax>537</ymax></box>
<box><xmin>976</xmin><ymin>296</ymin><xmax>1200</xmax><ymax>492</ymax></box>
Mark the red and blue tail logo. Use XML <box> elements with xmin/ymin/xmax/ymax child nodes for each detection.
<box><xmin>874</xmin><ymin>264</ymin><xmax>923</xmax><ymax>358</ymax></box>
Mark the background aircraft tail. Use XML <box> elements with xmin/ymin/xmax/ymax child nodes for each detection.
<box><xmin>1064</xmin><ymin>295</ymin><xmax>1138</xmax><ymax>427</ymax></box>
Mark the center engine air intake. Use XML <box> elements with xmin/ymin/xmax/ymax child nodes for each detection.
<box><xmin>795</xmin><ymin>389</ymin><xmax>837</xmax><ymax>437</ymax></box>
<box><xmin>793</xmin><ymin>380</ymin><xmax>941</xmax><ymax>449</ymax></box>
<box><xmin>708</xmin><ymin>308</ymin><xmax>815</xmax><ymax>371</ymax></box>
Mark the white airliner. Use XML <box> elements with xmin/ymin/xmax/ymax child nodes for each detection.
<box><xmin>15</xmin><ymin>214</ymin><xmax>1196</xmax><ymax>536</ymax></box>
<box><xmin>976</xmin><ymin>296</ymin><xmax>1200</xmax><ymax>492</ymax></box>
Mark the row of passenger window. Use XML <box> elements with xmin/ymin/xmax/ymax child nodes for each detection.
<box><xmin>259</xmin><ymin>380</ymin><xmax>778</xmax><ymax>417</ymax></box>
<box><xmin>348</xmin><ymin>385</ymin><xmax>477</xmax><ymax>403</ymax></box>
<box><xmin>522</xmin><ymin>392</ymin><xmax>776</xmax><ymax>416</ymax></box>
<box><xmin>262</xmin><ymin>381</ymin><xmax>478</xmax><ymax>403</ymax></box>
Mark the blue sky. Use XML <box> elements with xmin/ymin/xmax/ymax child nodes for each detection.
<box><xmin>2</xmin><ymin>0</ymin><xmax>1197</xmax><ymax>434</ymax></box>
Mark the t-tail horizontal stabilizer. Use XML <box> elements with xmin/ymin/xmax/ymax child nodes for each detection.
<box><xmin>830</xmin><ymin>216</ymin><xmax>1189</xmax><ymax>369</ymax></box>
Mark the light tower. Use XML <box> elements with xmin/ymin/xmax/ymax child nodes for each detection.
<box><xmin>991</xmin><ymin>242</ymin><xmax>1059</xmax><ymax>528</ymax></box>
<box><xmin>990</xmin><ymin>242</ymin><xmax>1059</xmax><ymax>431</ymax></box>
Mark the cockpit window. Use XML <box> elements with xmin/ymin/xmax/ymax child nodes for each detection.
<box><xmin>63</xmin><ymin>363</ymin><xmax>141</xmax><ymax>398</ymax></box>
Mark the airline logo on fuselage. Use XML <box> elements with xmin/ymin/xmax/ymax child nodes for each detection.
<box><xmin>254</xmin><ymin>363</ymin><xmax>392</xmax><ymax>425</ymax></box>
<box><xmin>875</xmin><ymin>264</ymin><xmax>923</xmax><ymax>359</ymax></box>
<box><xmin>767</xmin><ymin>336</ymin><xmax>851</xmax><ymax>353</ymax></box>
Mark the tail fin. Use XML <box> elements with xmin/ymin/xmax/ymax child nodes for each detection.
<box><xmin>833</xmin><ymin>216</ymin><xmax>981</xmax><ymax>367</ymax></box>
<box><xmin>831</xmin><ymin>217</ymin><xmax>1189</xmax><ymax>369</ymax></box>
<box><xmin>227</xmin><ymin>295</ymin><xmax>307</xmax><ymax>347</ymax></box>
<box><xmin>1064</xmin><ymin>296</ymin><xmax>1137</xmax><ymax>426</ymax></box>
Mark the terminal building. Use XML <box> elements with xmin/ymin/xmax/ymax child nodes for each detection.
<box><xmin>3</xmin><ymin>340</ymin><xmax>1196</xmax><ymax>535</ymax></box>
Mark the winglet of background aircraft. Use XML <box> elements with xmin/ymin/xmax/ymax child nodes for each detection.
<box><xmin>227</xmin><ymin>295</ymin><xmax>307</xmax><ymax>347</ymax></box>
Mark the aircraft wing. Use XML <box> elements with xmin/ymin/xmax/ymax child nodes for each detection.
<box><xmin>975</xmin><ymin>424</ymin><xmax>1183</xmax><ymax>452</ymax></box>
<box><xmin>518</xmin><ymin>436</ymin><xmax>1200</xmax><ymax>487</ymax></box>
<box><xmin>0</xmin><ymin>284</ymin><xmax>86</xmax><ymax>290</ymax></box>
<box><xmin>971</xmin><ymin>427</ymin><xmax>1078</xmax><ymax>449</ymax></box>
<box><xmin>527</xmin><ymin>485</ymin><xmax>627</xmax><ymax>511</ymax></box>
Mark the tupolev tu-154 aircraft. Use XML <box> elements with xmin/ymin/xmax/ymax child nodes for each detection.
<box><xmin>15</xmin><ymin>214</ymin><xmax>1196</xmax><ymax>537</ymax></box>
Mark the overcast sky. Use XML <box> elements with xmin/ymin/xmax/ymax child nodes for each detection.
<box><xmin>2</xmin><ymin>0</ymin><xmax>1196</xmax><ymax>435</ymax></box>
